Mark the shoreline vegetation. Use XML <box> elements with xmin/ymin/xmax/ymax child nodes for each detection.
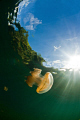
<box><xmin>8</xmin><ymin>24</ymin><xmax>46</xmax><ymax>66</ymax></box>
<box><xmin>7</xmin><ymin>0</ymin><xmax>57</xmax><ymax>73</ymax></box>
<box><xmin>7</xmin><ymin>0</ymin><xmax>46</xmax><ymax>66</ymax></box>
<box><xmin>1</xmin><ymin>0</ymin><xmax>80</xmax><ymax>82</ymax></box>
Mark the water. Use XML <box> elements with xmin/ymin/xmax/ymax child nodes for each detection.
<box><xmin>0</xmin><ymin>0</ymin><xmax>80</xmax><ymax>120</ymax></box>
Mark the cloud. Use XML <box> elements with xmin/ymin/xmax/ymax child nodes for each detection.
<box><xmin>17</xmin><ymin>0</ymin><xmax>41</xmax><ymax>30</ymax></box>
<box><xmin>52</xmin><ymin>60</ymin><xmax>62</xmax><ymax>68</ymax></box>
<box><xmin>24</xmin><ymin>16</ymin><xmax>30</xmax><ymax>24</ymax></box>
<box><xmin>53</xmin><ymin>60</ymin><xmax>61</xmax><ymax>64</ymax></box>
<box><xmin>17</xmin><ymin>0</ymin><xmax>36</xmax><ymax>15</ymax></box>
<box><xmin>66</xmin><ymin>37</ymin><xmax>77</xmax><ymax>41</ymax></box>
<box><xmin>43</xmin><ymin>61</ymin><xmax>52</xmax><ymax>67</ymax></box>
<box><xmin>43</xmin><ymin>59</ymin><xmax>70</xmax><ymax>69</ymax></box>
<box><xmin>59</xmin><ymin>68</ymin><xmax>66</xmax><ymax>71</ymax></box>
<box><xmin>24</xmin><ymin>13</ymin><xmax>42</xmax><ymax>30</ymax></box>
<box><xmin>17</xmin><ymin>0</ymin><xmax>30</xmax><ymax>15</ymax></box>
<box><xmin>25</xmin><ymin>25</ymin><xmax>34</xmax><ymax>30</ymax></box>
<box><xmin>43</xmin><ymin>59</ymin><xmax>62</xmax><ymax>68</ymax></box>
<box><xmin>54</xmin><ymin>46</ymin><xmax>61</xmax><ymax>51</ymax></box>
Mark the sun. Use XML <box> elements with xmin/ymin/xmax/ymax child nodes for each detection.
<box><xmin>64</xmin><ymin>55</ymin><xmax>80</xmax><ymax>70</ymax></box>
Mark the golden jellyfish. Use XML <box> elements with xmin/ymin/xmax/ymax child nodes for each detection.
<box><xmin>25</xmin><ymin>68</ymin><xmax>54</xmax><ymax>94</ymax></box>
<box><xmin>4</xmin><ymin>86</ymin><xmax>8</xmax><ymax>91</ymax></box>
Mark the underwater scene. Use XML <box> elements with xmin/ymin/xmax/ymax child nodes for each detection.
<box><xmin>0</xmin><ymin>0</ymin><xmax>80</xmax><ymax>120</ymax></box>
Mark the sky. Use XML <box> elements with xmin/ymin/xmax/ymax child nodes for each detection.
<box><xmin>16</xmin><ymin>0</ymin><xmax>80</xmax><ymax>68</ymax></box>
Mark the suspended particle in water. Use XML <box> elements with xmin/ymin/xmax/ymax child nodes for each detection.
<box><xmin>4</xmin><ymin>86</ymin><xmax>8</xmax><ymax>91</ymax></box>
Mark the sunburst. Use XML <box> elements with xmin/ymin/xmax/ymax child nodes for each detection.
<box><xmin>64</xmin><ymin>55</ymin><xmax>80</xmax><ymax>70</ymax></box>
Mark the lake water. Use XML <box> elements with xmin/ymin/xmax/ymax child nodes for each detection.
<box><xmin>0</xmin><ymin>0</ymin><xmax>80</xmax><ymax>120</ymax></box>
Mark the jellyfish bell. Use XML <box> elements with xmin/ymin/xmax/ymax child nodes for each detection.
<box><xmin>26</xmin><ymin>68</ymin><xmax>54</xmax><ymax>94</ymax></box>
<box><xmin>36</xmin><ymin>72</ymin><xmax>53</xmax><ymax>94</ymax></box>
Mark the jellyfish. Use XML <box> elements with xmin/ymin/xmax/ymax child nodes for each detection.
<box><xmin>4</xmin><ymin>86</ymin><xmax>8</xmax><ymax>91</ymax></box>
<box><xmin>25</xmin><ymin>68</ymin><xmax>54</xmax><ymax>94</ymax></box>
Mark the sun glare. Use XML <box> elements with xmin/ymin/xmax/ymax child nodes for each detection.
<box><xmin>64</xmin><ymin>55</ymin><xmax>80</xmax><ymax>70</ymax></box>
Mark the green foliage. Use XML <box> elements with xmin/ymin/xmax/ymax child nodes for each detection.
<box><xmin>7</xmin><ymin>0</ymin><xmax>80</xmax><ymax>85</ymax></box>
<box><xmin>8</xmin><ymin>23</ymin><xmax>46</xmax><ymax>66</ymax></box>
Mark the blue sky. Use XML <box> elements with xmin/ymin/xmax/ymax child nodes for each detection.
<box><xmin>16</xmin><ymin>0</ymin><xmax>80</xmax><ymax>68</ymax></box>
